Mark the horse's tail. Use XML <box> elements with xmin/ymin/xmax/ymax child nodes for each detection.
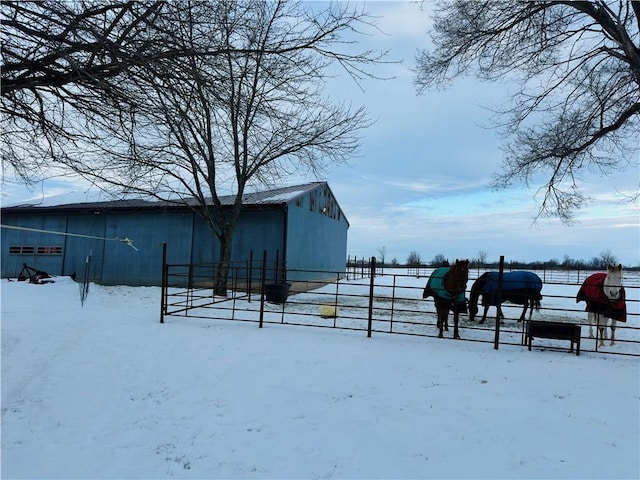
<box><xmin>576</xmin><ymin>284</ymin><xmax>588</xmax><ymax>304</ymax></box>
<box><xmin>422</xmin><ymin>286</ymin><xmax>434</xmax><ymax>299</ymax></box>
<box><xmin>534</xmin><ymin>299</ymin><xmax>541</xmax><ymax>311</ymax></box>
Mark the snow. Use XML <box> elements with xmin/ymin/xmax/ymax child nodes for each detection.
<box><xmin>257</xmin><ymin>189</ymin><xmax>310</xmax><ymax>203</ymax></box>
<box><xmin>1</xmin><ymin>190</ymin><xmax>119</xmax><ymax>208</ymax></box>
<box><xmin>2</xmin><ymin>274</ymin><xmax>639</xmax><ymax>479</ymax></box>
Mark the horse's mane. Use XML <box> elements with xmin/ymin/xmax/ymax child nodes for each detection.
<box><xmin>470</xmin><ymin>272</ymin><xmax>489</xmax><ymax>292</ymax></box>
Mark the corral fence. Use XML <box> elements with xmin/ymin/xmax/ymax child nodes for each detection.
<box><xmin>161</xmin><ymin>251</ymin><xmax>640</xmax><ymax>357</ymax></box>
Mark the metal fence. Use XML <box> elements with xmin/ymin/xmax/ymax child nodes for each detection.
<box><xmin>161</xmin><ymin>256</ymin><xmax>640</xmax><ymax>357</ymax></box>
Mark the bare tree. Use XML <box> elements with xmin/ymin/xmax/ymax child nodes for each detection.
<box><xmin>42</xmin><ymin>1</ymin><xmax>384</xmax><ymax>294</ymax></box>
<box><xmin>406</xmin><ymin>251</ymin><xmax>422</xmax><ymax>266</ymax></box>
<box><xmin>1</xmin><ymin>1</ymin><xmax>172</xmax><ymax>184</ymax></box>
<box><xmin>430</xmin><ymin>253</ymin><xmax>448</xmax><ymax>267</ymax></box>
<box><xmin>1</xmin><ymin>1</ymin><xmax>385</xmax><ymax>187</ymax></box>
<box><xmin>477</xmin><ymin>250</ymin><xmax>488</xmax><ymax>267</ymax></box>
<box><xmin>415</xmin><ymin>1</ymin><xmax>640</xmax><ymax>222</ymax></box>
<box><xmin>599</xmin><ymin>249</ymin><xmax>619</xmax><ymax>267</ymax></box>
<box><xmin>377</xmin><ymin>246</ymin><xmax>387</xmax><ymax>265</ymax></box>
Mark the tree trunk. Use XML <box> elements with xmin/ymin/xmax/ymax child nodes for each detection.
<box><xmin>214</xmin><ymin>233</ymin><xmax>232</xmax><ymax>297</ymax></box>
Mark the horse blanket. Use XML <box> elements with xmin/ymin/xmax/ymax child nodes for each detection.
<box><xmin>480</xmin><ymin>271</ymin><xmax>542</xmax><ymax>306</ymax></box>
<box><xmin>423</xmin><ymin>266</ymin><xmax>467</xmax><ymax>312</ymax></box>
<box><xmin>576</xmin><ymin>273</ymin><xmax>626</xmax><ymax>322</ymax></box>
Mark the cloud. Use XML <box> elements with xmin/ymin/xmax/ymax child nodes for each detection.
<box><xmin>337</xmin><ymin>170</ymin><xmax>639</xmax><ymax>266</ymax></box>
<box><xmin>366</xmin><ymin>1</ymin><xmax>431</xmax><ymax>40</ymax></box>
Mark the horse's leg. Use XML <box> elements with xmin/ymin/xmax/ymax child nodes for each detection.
<box><xmin>519</xmin><ymin>301</ymin><xmax>527</xmax><ymax>322</ymax></box>
<box><xmin>588</xmin><ymin>312</ymin><xmax>595</xmax><ymax>338</ymax></box>
<box><xmin>453</xmin><ymin>304</ymin><xmax>461</xmax><ymax>340</ymax></box>
<box><xmin>479</xmin><ymin>305</ymin><xmax>489</xmax><ymax>324</ymax></box>
<box><xmin>436</xmin><ymin>306</ymin><xmax>444</xmax><ymax>338</ymax></box>
<box><xmin>444</xmin><ymin>306</ymin><xmax>449</xmax><ymax>332</ymax></box>
<box><xmin>610</xmin><ymin>319</ymin><xmax>617</xmax><ymax>346</ymax></box>
<box><xmin>597</xmin><ymin>315</ymin><xmax>607</xmax><ymax>347</ymax></box>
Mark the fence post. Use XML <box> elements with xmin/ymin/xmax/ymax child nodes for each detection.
<box><xmin>160</xmin><ymin>242</ymin><xmax>167</xmax><ymax>324</ymax></box>
<box><xmin>333</xmin><ymin>272</ymin><xmax>340</xmax><ymax>328</ymax></box>
<box><xmin>248</xmin><ymin>250</ymin><xmax>253</xmax><ymax>303</ymax></box>
<box><xmin>493</xmin><ymin>255</ymin><xmax>505</xmax><ymax>350</ymax></box>
<box><xmin>390</xmin><ymin>274</ymin><xmax>397</xmax><ymax>333</ymax></box>
<box><xmin>367</xmin><ymin>256</ymin><xmax>376</xmax><ymax>338</ymax></box>
<box><xmin>187</xmin><ymin>263</ymin><xmax>193</xmax><ymax>308</ymax></box>
<box><xmin>259</xmin><ymin>250</ymin><xmax>267</xmax><ymax>328</ymax></box>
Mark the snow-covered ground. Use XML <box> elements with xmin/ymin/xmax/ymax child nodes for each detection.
<box><xmin>2</xmin><ymin>274</ymin><xmax>639</xmax><ymax>479</ymax></box>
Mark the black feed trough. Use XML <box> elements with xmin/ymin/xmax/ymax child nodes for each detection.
<box><xmin>527</xmin><ymin>320</ymin><xmax>581</xmax><ymax>356</ymax></box>
<box><xmin>264</xmin><ymin>283</ymin><xmax>291</xmax><ymax>304</ymax></box>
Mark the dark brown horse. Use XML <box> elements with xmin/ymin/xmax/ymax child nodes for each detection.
<box><xmin>468</xmin><ymin>271</ymin><xmax>542</xmax><ymax>324</ymax></box>
<box><xmin>422</xmin><ymin>259</ymin><xmax>470</xmax><ymax>339</ymax></box>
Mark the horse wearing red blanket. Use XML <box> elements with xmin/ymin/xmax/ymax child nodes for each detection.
<box><xmin>576</xmin><ymin>264</ymin><xmax>626</xmax><ymax>346</ymax></box>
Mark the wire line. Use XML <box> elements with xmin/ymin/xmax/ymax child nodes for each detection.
<box><xmin>1</xmin><ymin>224</ymin><xmax>139</xmax><ymax>251</ymax></box>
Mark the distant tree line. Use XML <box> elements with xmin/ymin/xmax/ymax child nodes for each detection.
<box><xmin>357</xmin><ymin>247</ymin><xmax>639</xmax><ymax>271</ymax></box>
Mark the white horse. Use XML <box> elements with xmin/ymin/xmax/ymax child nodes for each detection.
<box><xmin>577</xmin><ymin>264</ymin><xmax>625</xmax><ymax>346</ymax></box>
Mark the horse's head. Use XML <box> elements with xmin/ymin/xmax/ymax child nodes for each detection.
<box><xmin>467</xmin><ymin>273</ymin><xmax>486</xmax><ymax>321</ymax></box>
<box><xmin>468</xmin><ymin>298</ymin><xmax>478</xmax><ymax>320</ymax></box>
<box><xmin>445</xmin><ymin>259</ymin><xmax>469</xmax><ymax>297</ymax></box>
<box><xmin>603</xmin><ymin>263</ymin><xmax>623</xmax><ymax>301</ymax></box>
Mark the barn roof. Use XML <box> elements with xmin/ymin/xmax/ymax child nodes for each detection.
<box><xmin>1</xmin><ymin>182</ymin><xmax>329</xmax><ymax>213</ymax></box>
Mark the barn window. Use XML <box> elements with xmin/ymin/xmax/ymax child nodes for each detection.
<box><xmin>37</xmin><ymin>246</ymin><xmax>63</xmax><ymax>255</ymax></box>
<box><xmin>9</xmin><ymin>246</ymin><xmax>35</xmax><ymax>255</ymax></box>
<box><xmin>9</xmin><ymin>245</ymin><xmax>62</xmax><ymax>255</ymax></box>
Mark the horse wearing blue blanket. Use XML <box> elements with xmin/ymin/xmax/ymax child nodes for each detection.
<box><xmin>468</xmin><ymin>271</ymin><xmax>542</xmax><ymax>324</ymax></box>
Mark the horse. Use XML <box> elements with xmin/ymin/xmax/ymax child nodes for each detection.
<box><xmin>468</xmin><ymin>271</ymin><xmax>542</xmax><ymax>324</ymax></box>
<box><xmin>422</xmin><ymin>259</ymin><xmax>469</xmax><ymax>339</ymax></box>
<box><xmin>576</xmin><ymin>264</ymin><xmax>626</xmax><ymax>346</ymax></box>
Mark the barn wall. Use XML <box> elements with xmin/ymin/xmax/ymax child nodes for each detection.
<box><xmin>232</xmin><ymin>209</ymin><xmax>286</xmax><ymax>277</ymax></box>
<box><xmin>100</xmin><ymin>211</ymin><xmax>194</xmax><ymax>285</ymax></box>
<box><xmin>1</xmin><ymin>214</ymin><xmax>68</xmax><ymax>277</ymax></box>
<box><xmin>2</xmin><ymin>210</ymin><xmax>195</xmax><ymax>286</ymax></box>
<box><xmin>285</xmin><ymin>188</ymin><xmax>348</xmax><ymax>281</ymax></box>
<box><xmin>190</xmin><ymin>217</ymin><xmax>217</xmax><ymax>264</ymax></box>
<box><xmin>189</xmin><ymin>210</ymin><xmax>286</xmax><ymax>265</ymax></box>
<box><xmin>63</xmin><ymin>214</ymin><xmax>106</xmax><ymax>281</ymax></box>
<box><xmin>286</xmin><ymin>206</ymin><xmax>348</xmax><ymax>280</ymax></box>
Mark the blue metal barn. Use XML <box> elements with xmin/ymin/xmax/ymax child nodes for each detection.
<box><xmin>1</xmin><ymin>182</ymin><xmax>349</xmax><ymax>286</ymax></box>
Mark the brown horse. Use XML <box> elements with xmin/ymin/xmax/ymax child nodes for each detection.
<box><xmin>422</xmin><ymin>259</ymin><xmax>470</xmax><ymax>339</ymax></box>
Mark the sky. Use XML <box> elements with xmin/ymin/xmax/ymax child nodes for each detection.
<box><xmin>2</xmin><ymin>273</ymin><xmax>639</xmax><ymax>478</ymax></box>
<box><xmin>319</xmin><ymin>1</ymin><xmax>640</xmax><ymax>267</ymax></box>
<box><xmin>1</xmin><ymin>1</ymin><xmax>638</xmax><ymax>267</ymax></box>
